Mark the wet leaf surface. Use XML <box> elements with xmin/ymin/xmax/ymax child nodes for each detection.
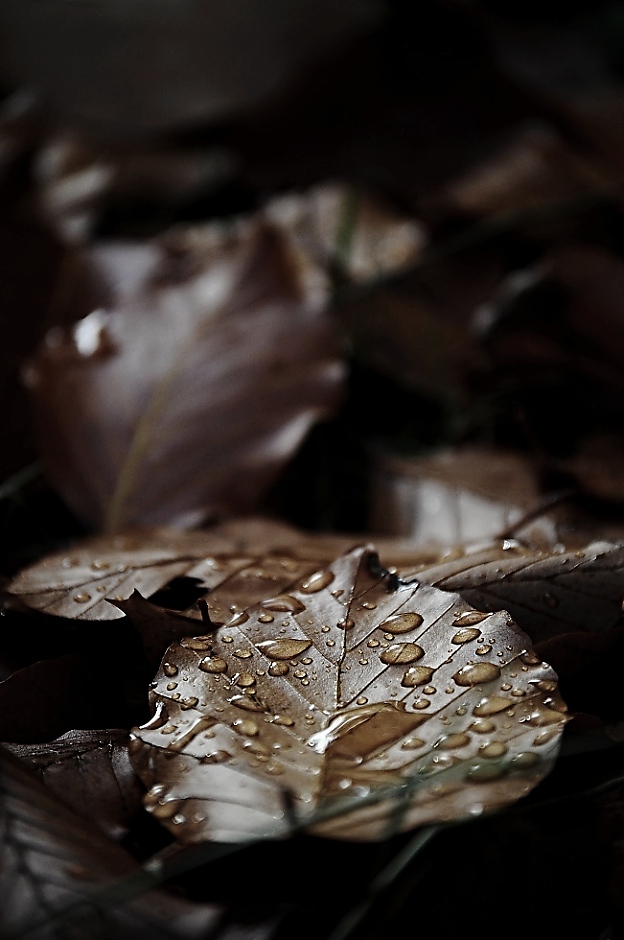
<box><xmin>130</xmin><ymin>545</ymin><xmax>567</xmax><ymax>843</ymax></box>
<box><xmin>3</xmin><ymin>730</ymin><xmax>144</xmax><ymax>842</ymax></box>
<box><xmin>412</xmin><ymin>539</ymin><xmax>624</xmax><ymax>642</ymax></box>
<box><xmin>0</xmin><ymin>746</ymin><xmax>220</xmax><ymax>939</ymax></box>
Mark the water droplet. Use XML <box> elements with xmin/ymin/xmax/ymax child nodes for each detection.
<box><xmin>423</xmin><ymin>685</ymin><xmax>436</xmax><ymax>694</ymax></box>
<box><xmin>321</xmin><ymin>626</ymin><xmax>330</xmax><ymax>633</ymax></box>
<box><xmin>90</xmin><ymin>559</ymin><xmax>110</xmax><ymax>570</ymax></box>
<box><xmin>475</xmin><ymin>645</ymin><xmax>492</xmax><ymax>656</ymax></box>
<box><xmin>235</xmin><ymin>673</ymin><xmax>256</xmax><ymax>688</ymax></box>
<box><xmin>512</xmin><ymin>751</ymin><xmax>539</xmax><ymax>767</ymax></box>
<box><xmin>413</xmin><ymin>698</ymin><xmax>431</xmax><ymax>709</ymax></box>
<box><xmin>229</xmin><ymin>694</ymin><xmax>265</xmax><ymax>712</ymax></box>
<box><xmin>356</xmin><ymin>696</ymin><xmax>368</xmax><ymax>705</ymax></box>
<box><xmin>338</xmin><ymin>618</ymin><xmax>355</xmax><ymax>629</ymax></box>
<box><xmin>262</xmin><ymin>595</ymin><xmax>305</xmax><ymax>614</ymax></box>
<box><xmin>473</xmin><ymin>696</ymin><xmax>513</xmax><ymax>716</ymax></box>
<box><xmin>301</xmin><ymin>657</ymin><xmax>313</xmax><ymax>665</ymax></box>
<box><xmin>480</xmin><ymin>741</ymin><xmax>507</xmax><ymax>758</ymax></box>
<box><xmin>380</xmin><ymin>642</ymin><xmax>424</xmax><ymax>665</ymax></box>
<box><xmin>401</xmin><ymin>736</ymin><xmax>425</xmax><ymax>750</ymax></box>
<box><xmin>527</xmin><ymin>707</ymin><xmax>566</xmax><ymax>726</ymax></box>
<box><xmin>383</xmin><ymin>633</ymin><xmax>394</xmax><ymax>641</ymax></box>
<box><xmin>228</xmin><ymin>611</ymin><xmax>249</xmax><ymax>626</ymax></box>
<box><xmin>362</xmin><ymin>601</ymin><xmax>377</xmax><ymax>610</ymax></box>
<box><xmin>257</xmin><ymin>638</ymin><xmax>312</xmax><ymax>660</ymax></box>
<box><xmin>367</xmin><ymin>639</ymin><xmax>380</xmax><ymax>648</ymax></box>
<box><xmin>437</xmin><ymin>733</ymin><xmax>470</xmax><ymax>749</ymax></box>
<box><xmin>166</xmin><ymin>682</ymin><xmax>178</xmax><ymax>691</ymax></box>
<box><xmin>401</xmin><ymin>665</ymin><xmax>434</xmax><ymax>687</ymax></box>
<box><xmin>500</xmin><ymin>682</ymin><xmax>512</xmax><ymax>691</ymax></box>
<box><xmin>199</xmin><ymin>657</ymin><xmax>228</xmax><ymax>674</ymax></box>
<box><xmin>331</xmin><ymin>589</ymin><xmax>344</xmax><ymax>600</ymax></box>
<box><xmin>273</xmin><ymin>715</ymin><xmax>295</xmax><ymax>726</ymax></box>
<box><xmin>543</xmin><ymin>592</ymin><xmax>559</xmax><ymax>609</ymax></box>
<box><xmin>258</xmin><ymin>613</ymin><xmax>274</xmax><ymax>623</ymax></box>
<box><xmin>520</xmin><ymin>650</ymin><xmax>539</xmax><ymax>665</ymax></box>
<box><xmin>533</xmin><ymin>727</ymin><xmax>559</xmax><ymax>746</ymax></box>
<box><xmin>470</xmin><ymin>718</ymin><xmax>496</xmax><ymax>733</ymax></box>
<box><xmin>182</xmin><ymin>636</ymin><xmax>212</xmax><ymax>651</ymax></box>
<box><xmin>456</xmin><ymin>706</ymin><xmax>468</xmax><ymax>716</ymax></box>
<box><xmin>300</xmin><ymin>569</ymin><xmax>334</xmax><ymax>593</ymax></box>
<box><xmin>452</xmin><ymin>627</ymin><xmax>481</xmax><ymax>644</ymax></box>
<box><xmin>380</xmin><ymin>611</ymin><xmax>423</xmax><ymax>634</ymax></box>
<box><xmin>201</xmin><ymin>750</ymin><xmax>231</xmax><ymax>764</ymax></box>
<box><xmin>233</xmin><ymin>648</ymin><xmax>253</xmax><ymax>659</ymax></box>
<box><xmin>326</xmin><ymin>640</ymin><xmax>336</xmax><ymax>647</ymax></box>
<box><xmin>511</xmin><ymin>688</ymin><xmax>526</xmax><ymax>697</ymax></box>
<box><xmin>233</xmin><ymin>719</ymin><xmax>259</xmax><ymax>736</ymax></box>
<box><xmin>467</xmin><ymin>764</ymin><xmax>505</xmax><ymax>781</ymax></box>
<box><xmin>293</xmin><ymin>669</ymin><xmax>307</xmax><ymax>679</ymax></box>
<box><xmin>453</xmin><ymin>663</ymin><xmax>501</xmax><ymax>686</ymax></box>
<box><xmin>73</xmin><ymin>591</ymin><xmax>91</xmax><ymax>604</ymax></box>
<box><xmin>163</xmin><ymin>663</ymin><xmax>178</xmax><ymax>677</ymax></box>
<box><xmin>453</xmin><ymin>611</ymin><xmax>488</xmax><ymax>626</ymax></box>
<box><xmin>534</xmin><ymin>678</ymin><xmax>557</xmax><ymax>692</ymax></box>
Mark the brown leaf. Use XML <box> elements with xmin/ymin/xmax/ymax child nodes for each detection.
<box><xmin>0</xmin><ymin>746</ymin><xmax>219</xmax><ymax>938</ymax></box>
<box><xmin>130</xmin><ymin>545</ymin><xmax>567</xmax><ymax>843</ymax></box>
<box><xmin>23</xmin><ymin>219</ymin><xmax>345</xmax><ymax>531</ymax></box>
<box><xmin>412</xmin><ymin>539</ymin><xmax>624</xmax><ymax>643</ymax></box>
<box><xmin>3</xmin><ymin>730</ymin><xmax>144</xmax><ymax>841</ymax></box>
<box><xmin>5</xmin><ymin>517</ymin><xmax>427</xmax><ymax>624</ymax></box>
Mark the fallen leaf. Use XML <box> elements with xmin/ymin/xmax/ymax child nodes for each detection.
<box><xmin>5</xmin><ymin>517</ymin><xmax>430</xmax><ymax>623</ymax></box>
<box><xmin>3</xmin><ymin>730</ymin><xmax>144</xmax><ymax>841</ymax></box>
<box><xmin>23</xmin><ymin>219</ymin><xmax>345</xmax><ymax>531</ymax></box>
<box><xmin>130</xmin><ymin>545</ymin><xmax>568</xmax><ymax>843</ymax></box>
<box><xmin>0</xmin><ymin>746</ymin><xmax>219</xmax><ymax>938</ymax></box>
<box><xmin>412</xmin><ymin>539</ymin><xmax>624</xmax><ymax>642</ymax></box>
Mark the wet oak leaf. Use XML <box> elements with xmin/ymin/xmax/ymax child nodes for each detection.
<box><xmin>23</xmin><ymin>218</ymin><xmax>345</xmax><ymax>531</ymax></box>
<box><xmin>0</xmin><ymin>747</ymin><xmax>220</xmax><ymax>939</ymax></box>
<box><xmin>3</xmin><ymin>730</ymin><xmax>143</xmax><ymax>841</ymax></box>
<box><xmin>130</xmin><ymin>545</ymin><xmax>568</xmax><ymax>843</ymax></box>
<box><xmin>410</xmin><ymin>540</ymin><xmax>624</xmax><ymax>643</ymax></box>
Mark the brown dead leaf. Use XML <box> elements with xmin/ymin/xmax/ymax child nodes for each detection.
<box><xmin>4</xmin><ymin>730</ymin><xmax>143</xmax><ymax>841</ymax></box>
<box><xmin>5</xmin><ymin>517</ymin><xmax>430</xmax><ymax>623</ymax></box>
<box><xmin>23</xmin><ymin>219</ymin><xmax>345</xmax><ymax>531</ymax></box>
<box><xmin>412</xmin><ymin>540</ymin><xmax>624</xmax><ymax>643</ymax></box>
<box><xmin>0</xmin><ymin>746</ymin><xmax>219</xmax><ymax>939</ymax></box>
<box><xmin>130</xmin><ymin>545</ymin><xmax>567</xmax><ymax>843</ymax></box>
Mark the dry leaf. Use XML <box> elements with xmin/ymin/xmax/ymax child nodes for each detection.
<box><xmin>4</xmin><ymin>730</ymin><xmax>143</xmax><ymax>841</ymax></box>
<box><xmin>23</xmin><ymin>219</ymin><xmax>345</xmax><ymax>531</ymax></box>
<box><xmin>412</xmin><ymin>539</ymin><xmax>624</xmax><ymax>642</ymax></box>
<box><xmin>130</xmin><ymin>545</ymin><xmax>567</xmax><ymax>843</ymax></box>
<box><xmin>0</xmin><ymin>746</ymin><xmax>219</xmax><ymax>939</ymax></box>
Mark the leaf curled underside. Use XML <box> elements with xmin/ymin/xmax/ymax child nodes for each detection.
<box><xmin>0</xmin><ymin>746</ymin><xmax>219</xmax><ymax>939</ymax></box>
<box><xmin>129</xmin><ymin>545</ymin><xmax>568</xmax><ymax>843</ymax></box>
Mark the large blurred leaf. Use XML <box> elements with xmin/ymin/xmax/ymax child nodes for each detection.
<box><xmin>23</xmin><ymin>220</ymin><xmax>345</xmax><ymax>531</ymax></box>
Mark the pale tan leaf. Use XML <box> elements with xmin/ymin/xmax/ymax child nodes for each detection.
<box><xmin>410</xmin><ymin>539</ymin><xmax>624</xmax><ymax>641</ymax></box>
<box><xmin>130</xmin><ymin>545</ymin><xmax>567</xmax><ymax>843</ymax></box>
<box><xmin>4</xmin><ymin>519</ymin><xmax>436</xmax><ymax>622</ymax></box>
<box><xmin>0</xmin><ymin>746</ymin><xmax>219</xmax><ymax>939</ymax></box>
<box><xmin>23</xmin><ymin>219</ymin><xmax>345</xmax><ymax>531</ymax></box>
<box><xmin>3</xmin><ymin>730</ymin><xmax>143</xmax><ymax>841</ymax></box>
